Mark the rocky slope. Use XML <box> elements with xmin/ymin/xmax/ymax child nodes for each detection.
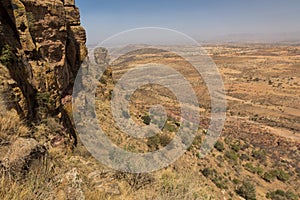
<box><xmin>0</xmin><ymin>1</ymin><xmax>299</xmax><ymax>199</ymax></box>
<box><xmin>95</xmin><ymin>45</ymin><xmax>300</xmax><ymax>200</ymax></box>
<box><xmin>0</xmin><ymin>0</ymin><xmax>87</xmax><ymax>145</ymax></box>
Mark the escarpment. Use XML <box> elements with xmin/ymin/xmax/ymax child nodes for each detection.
<box><xmin>0</xmin><ymin>0</ymin><xmax>87</xmax><ymax>146</ymax></box>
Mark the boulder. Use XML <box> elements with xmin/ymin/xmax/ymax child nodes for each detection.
<box><xmin>1</xmin><ymin>138</ymin><xmax>46</xmax><ymax>174</ymax></box>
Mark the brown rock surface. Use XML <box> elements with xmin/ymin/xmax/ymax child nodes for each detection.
<box><xmin>0</xmin><ymin>0</ymin><xmax>87</xmax><ymax>145</ymax></box>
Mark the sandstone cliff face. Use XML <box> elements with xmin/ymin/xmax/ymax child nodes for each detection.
<box><xmin>0</xmin><ymin>0</ymin><xmax>87</xmax><ymax>145</ymax></box>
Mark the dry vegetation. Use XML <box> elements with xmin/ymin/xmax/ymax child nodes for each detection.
<box><xmin>0</xmin><ymin>44</ymin><xmax>299</xmax><ymax>199</ymax></box>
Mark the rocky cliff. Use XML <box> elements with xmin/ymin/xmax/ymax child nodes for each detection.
<box><xmin>0</xmin><ymin>0</ymin><xmax>87</xmax><ymax>145</ymax></box>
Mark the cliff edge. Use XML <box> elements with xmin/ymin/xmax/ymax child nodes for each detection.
<box><xmin>0</xmin><ymin>0</ymin><xmax>87</xmax><ymax>145</ymax></box>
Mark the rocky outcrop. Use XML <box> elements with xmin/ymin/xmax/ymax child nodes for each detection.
<box><xmin>0</xmin><ymin>138</ymin><xmax>46</xmax><ymax>174</ymax></box>
<box><xmin>0</xmin><ymin>0</ymin><xmax>87</xmax><ymax>145</ymax></box>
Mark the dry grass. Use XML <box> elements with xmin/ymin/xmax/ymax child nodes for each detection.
<box><xmin>85</xmin><ymin>170</ymin><xmax>217</xmax><ymax>200</ymax></box>
<box><xmin>0</xmin><ymin>158</ymin><xmax>55</xmax><ymax>200</ymax></box>
<box><xmin>0</xmin><ymin>96</ymin><xmax>55</xmax><ymax>199</ymax></box>
<box><xmin>0</xmin><ymin>98</ymin><xmax>29</xmax><ymax>143</ymax></box>
<box><xmin>0</xmin><ymin>176</ymin><xmax>35</xmax><ymax>200</ymax></box>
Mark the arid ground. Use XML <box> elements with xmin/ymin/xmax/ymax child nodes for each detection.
<box><xmin>92</xmin><ymin>44</ymin><xmax>300</xmax><ymax>199</ymax></box>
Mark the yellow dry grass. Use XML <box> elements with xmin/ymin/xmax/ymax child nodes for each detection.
<box><xmin>0</xmin><ymin>98</ymin><xmax>29</xmax><ymax>142</ymax></box>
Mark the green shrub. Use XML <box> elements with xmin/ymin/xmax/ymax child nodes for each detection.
<box><xmin>285</xmin><ymin>190</ymin><xmax>299</xmax><ymax>200</ymax></box>
<box><xmin>142</xmin><ymin>115</ymin><xmax>151</xmax><ymax>125</ymax></box>
<box><xmin>230</xmin><ymin>141</ymin><xmax>241</xmax><ymax>152</ymax></box>
<box><xmin>266</xmin><ymin>189</ymin><xmax>298</xmax><ymax>200</ymax></box>
<box><xmin>201</xmin><ymin>168</ymin><xmax>215</xmax><ymax>178</ymax></box>
<box><xmin>266</xmin><ymin>189</ymin><xmax>285</xmax><ymax>200</ymax></box>
<box><xmin>201</xmin><ymin>168</ymin><xmax>228</xmax><ymax>189</ymax></box>
<box><xmin>252</xmin><ymin>149</ymin><xmax>266</xmax><ymax>161</ymax></box>
<box><xmin>256</xmin><ymin>167</ymin><xmax>264</xmax><ymax>176</ymax></box>
<box><xmin>36</xmin><ymin>92</ymin><xmax>55</xmax><ymax>109</ymax></box>
<box><xmin>225</xmin><ymin>150</ymin><xmax>239</xmax><ymax>161</ymax></box>
<box><xmin>240</xmin><ymin>154</ymin><xmax>250</xmax><ymax>161</ymax></box>
<box><xmin>232</xmin><ymin>178</ymin><xmax>240</xmax><ymax>185</ymax></box>
<box><xmin>99</xmin><ymin>76</ymin><xmax>107</xmax><ymax>84</ymax></box>
<box><xmin>158</xmin><ymin>134</ymin><xmax>172</xmax><ymax>147</ymax></box>
<box><xmin>124</xmin><ymin>143</ymin><xmax>137</xmax><ymax>153</ymax></box>
<box><xmin>189</xmin><ymin>135</ymin><xmax>202</xmax><ymax>150</ymax></box>
<box><xmin>244</xmin><ymin>163</ymin><xmax>264</xmax><ymax>175</ymax></box>
<box><xmin>26</xmin><ymin>12</ymin><xmax>35</xmax><ymax>31</ymax></box>
<box><xmin>245</xmin><ymin>163</ymin><xmax>256</xmax><ymax>173</ymax></box>
<box><xmin>236</xmin><ymin>181</ymin><xmax>257</xmax><ymax>200</ymax></box>
<box><xmin>0</xmin><ymin>44</ymin><xmax>13</xmax><ymax>66</ymax></box>
<box><xmin>193</xmin><ymin>135</ymin><xmax>202</xmax><ymax>146</ymax></box>
<box><xmin>214</xmin><ymin>141</ymin><xmax>225</xmax><ymax>152</ymax></box>
<box><xmin>163</xmin><ymin>122</ymin><xmax>176</xmax><ymax>132</ymax></box>
<box><xmin>263</xmin><ymin>169</ymin><xmax>290</xmax><ymax>182</ymax></box>
<box><xmin>147</xmin><ymin>134</ymin><xmax>172</xmax><ymax>150</ymax></box>
<box><xmin>211</xmin><ymin>176</ymin><xmax>228</xmax><ymax>189</ymax></box>
<box><xmin>276</xmin><ymin>169</ymin><xmax>290</xmax><ymax>182</ymax></box>
<box><xmin>147</xmin><ymin>134</ymin><xmax>160</xmax><ymax>150</ymax></box>
<box><xmin>263</xmin><ymin>171</ymin><xmax>277</xmax><ymax>182</ymax></box>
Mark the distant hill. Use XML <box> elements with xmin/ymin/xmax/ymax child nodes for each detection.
<box><xmin>200</xmin><ymin>32</ymin><xmax>300</xmax><ymax>44</ymax></box>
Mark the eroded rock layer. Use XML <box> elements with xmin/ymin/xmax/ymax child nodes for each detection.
<box><xmin>0</xmin><ymin>0</ymin><xmax>87</xmax><ymax>145</ymax></box>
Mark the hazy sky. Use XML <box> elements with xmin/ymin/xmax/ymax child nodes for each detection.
<box><xmin>76</xmin><ymin>0</ymin><xmax>300</xmax><ymax>44</ymax></box>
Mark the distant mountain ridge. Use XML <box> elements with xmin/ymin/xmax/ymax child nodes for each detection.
<box><xmin>200</xmin><ymin>32</ymin><xmax>300</xmax><ymax>44</ymax></box>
